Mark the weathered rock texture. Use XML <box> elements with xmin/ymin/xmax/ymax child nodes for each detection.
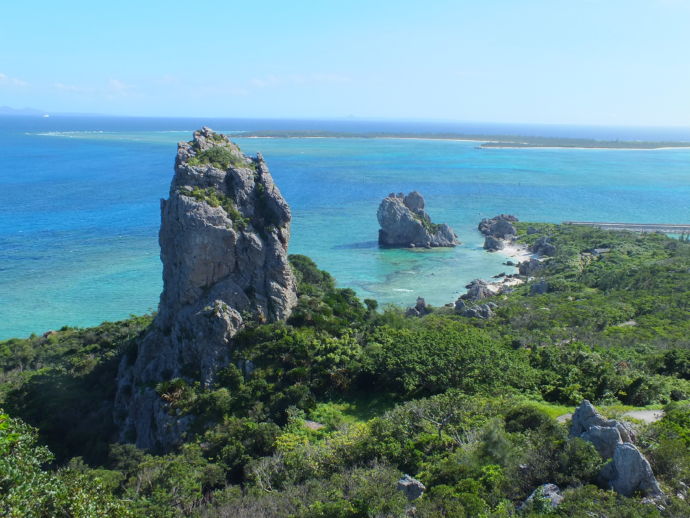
<box><xmin>519</xmin><ymin>483</ymin><xmax>564</xmax><ymax>511</ymax></box>
<box><xmin>397</xmin><ymin>475</ymin><xmax>426</xmax><ymax>501</ymax></box>
<box><xmin>479</xmin><ymin>214</ymin><xmax>518</xmax><ymax>238</ymax></box>
<box><xmin>570</xmin><ymin>400</ymin><xmax>662</xmax><ymax>498</ymax></box>
<box><xmin>377</xmin><ymin>192</ymin><xmax>458</xmax><ymax>247</ymax></box>
<box><xmin>114</xmin><ymin>127</ymin><xmax>297</xmax><ymax>450</ymax></box>
<box><xmin>406</xmin><ymin>297</ymin><xmax>431</xmax><ymax>317</ymax></box>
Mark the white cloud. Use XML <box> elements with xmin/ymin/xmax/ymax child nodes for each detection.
<box><xmin>0</xmin><ymin>73</ymin><xmax>29</xmax><ymax>87</ymax></box>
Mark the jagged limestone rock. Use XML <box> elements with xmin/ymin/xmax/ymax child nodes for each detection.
<box><xmin>114</xmin><ymin>127</ymin><xmax>297</xmax><ymax>450</ymax></box>
<box><xmin>377</xmin><ymin>191</ymin><xmax>458</xmax><ymax>247</ymax></box>
<box><xmin>462</xmin><ymin>279</ymin><xmax>494</xmax><ymax>301</ymax></box>
<box><xmin>532</xmin><ymin>236</ymin><xmax>557</xmax><ymax>256</ymax></box>
<box><xmin>483</xmin><ymin>235</ymin><xmax>505</xmax><ymax>251</ymax></box>
<box><xmin>519</xmin><ymin>483</ymin><xmax>564</xmax><ymax>510</ymax></box>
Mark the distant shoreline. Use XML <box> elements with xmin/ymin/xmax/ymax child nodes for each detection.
<box><xmin>240</xmin><ymin>131</ymin><xmax>690</xmax><ymax>150</ymax></box>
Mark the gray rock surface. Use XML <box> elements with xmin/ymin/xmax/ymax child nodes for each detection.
<box><xmin>406</xmin><ymin>297</ymin><xmax>430</xmax><ymax>317</ymax></box>
<box><xmin>462</xmin><ymin>279</ymin><xmax>494</xmax><ymax>301</ymax></box>
<box><xmin>570</xmin><ymin>400</ymin><xmax>662</xmax><ymax>498</ymax></box>
<box><xmin>377</xmin><ymin>192</ymin><xmax>458</xmax><ymax>247</ymax></box>
<box><xmin>478</xmin><ymin>214</ymin><xmax>518</xmax><ymax>239</ymax></box>
<box><xmin>519</xmin><ymin>483</ymin><xmax>564</xmax><ymax>510</ymax></box>
<box><xmin>532</xmin><ymin>236</ymin><xmax>557</xmax><ymax>256</ymax></box>
<box><xmin>483</xmin><ymin>235</ymin><xmax>505</xmax><ymax>251</ymax></box>
<box><xmin>529</xmin><ymin>279</ymin><xmax>549</xmax><ymax>295</ymax></box>
<box><xmin>455</xmin><ymin>299</ymin><xmax>496</xmax><ymax>319</ymax></box>
<box><xmin>114</xmin><ymin>127</ymin><xmax>297</xmax><ymax>450</ymax></box>
<box><xmin>581</xmin><ymin>425</ymin><xmax>623</xmax><ymax>459</ymax></box>
<box><xmin>600</xmin><ymin>443</ymin><xmax>663</xmax><ymax>497</ymax></box>
<box><xmin>518</xmin><ymin>258</ymin><xmax>543</xmax><ymax>276</ymax></box>
<box><xmin>397</xmin><ymin>474</ymin><xmax>426</xmax><ymax>501</ymax></box>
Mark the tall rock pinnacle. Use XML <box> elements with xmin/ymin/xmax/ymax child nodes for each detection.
<box><xmin>114</xmin><ymin>127</ymin><xmax>297</xmax><ymax>449</ymax></box>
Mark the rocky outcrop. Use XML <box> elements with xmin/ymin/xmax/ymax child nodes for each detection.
<box><xmin>397</xmin><ymin>475</ymin><xmax>425</xmax><ymax>501</ymax></box>
<box><xmin>519</xmin><ymin>484</ymin><xmax>564</xmax><ymax>511</ymax></box>
<box><xmin>406</xmin><ymin>297</ymin><xmax>430</xmax><ymax>317</ymax></box>
<box><xmin>461</xmin><ymin>279</ymin><xmax>495</xmax><ymax>301</ymax></box>
<box><xmin>532</xmin><ymin>236</ymin><xmax>557</xmax><ymax>256</ymax></box>
<box><xmin>455</xmin><ymin>299</ymin><xmax>496</xmax><ymax>319</ymax></box>
<box><xmin>483</xmin><ymin>235</ymin><xmax>504</xmax><ymax>251</ymax></box>
<box><xmin>600</xmin><ymin>443</ymin><xmax>663</xmax><ymax>497</ymax></box>
<box><xmin>478</xmin><ymin>214</ymin><xmax>518</xmax><ymax>239</ymax></box>
<box><xmin>377</xmin><ymin>192</ymin><xmax>458</xmax><ymax>247</ymax></box>
<box><xmin>570</xmin><ymin>400</ymin><xmax>662</xmax><ymax>498</ymax></box>
<box><xmin>518</xmin><ymin>258</ymin><xmax>543</xmax><ymax>276</ymax></box>
<box><xmin>114</xmin><ymin>127</ymin><xmax>297</xmax><ymax>450</ymax></box>
<box><xmin>529</xmin><ymin>279</ymin><xmax>549</xmax><ymax>296</ymax></box>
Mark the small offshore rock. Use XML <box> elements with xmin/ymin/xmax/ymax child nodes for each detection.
<box><xmin>397</xmin><ymin>474</ymin><xmax>426</xmax><ymax>501</ymax></box>
<box><xmin>377</xmin><ymin>191</ymin><xmax>458</xmax><ymax>247</ymax></box>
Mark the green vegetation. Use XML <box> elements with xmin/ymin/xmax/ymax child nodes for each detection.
<box><xmin>187</xmin><ymin>144</ymin><xmax>255</xmax><ymax>170</ymax></box>
<box><xmin>1</xmin><ymin>226</ymin><xmax>690</xmax><ymax>516</ymax></box>
<box><xmin>179</xmin><ymin>186</ymin><xmax>250</xmax><ymax>230</ymax></box>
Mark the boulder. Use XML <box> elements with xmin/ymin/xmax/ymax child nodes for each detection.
<box><xmin>570</xmin><ymin>400</ymin><xmax>661</xmax><ymax>498</ymax></box>
<box><xmin>377</xmin><ymin>192</ymin><xmax>458</xmax><ymax>247</ymax></box>
<box><xmin>114</xmin><ymin>128</ymin><xmax>298</xmax><ymax>450</ymax></box>
<box><xmin>397</xmin><ymin>474</ymin><xmax>425</xmax><ymax>501</ymax></box>
<box><xmin>600</xmin><ymin>443</ymin><xmax>663</xmax><ymax>497</ymax></box>
<box><xmin>483</xmin><ymin>235</ymin><xmax>504</xmax><ymax>251</ymax></box>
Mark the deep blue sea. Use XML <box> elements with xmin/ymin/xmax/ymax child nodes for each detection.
<box><xmin>1</xmin><ymin>116</ymin><xmax>689</xmax><ymax>339</ymax></box>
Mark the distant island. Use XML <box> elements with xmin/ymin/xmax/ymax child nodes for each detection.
<box><xmin>240</xmin><ymin>130</ymin><xmax>690</xmax><ymax>149</ymax></box>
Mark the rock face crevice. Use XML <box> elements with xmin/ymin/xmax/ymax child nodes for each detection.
<box><xmin>377</xmin><ymin>191</ymin><xmax>458</xmax><ymax>247</ymax></box>
<box><xmin>114</xmin><ymin>127</ymin><xmax>297</xmax><ymax>450</ymax></box>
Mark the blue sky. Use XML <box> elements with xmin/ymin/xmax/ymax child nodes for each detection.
<box><xmin>1</xmin><ymin>0</ymin><xmax>689</xmax><ymax>125</ymax></box>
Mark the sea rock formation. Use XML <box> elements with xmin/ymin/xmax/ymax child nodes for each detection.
<box><xmin>397</xmin><ymin>474</ymin><xmax>426</xmax><ymax>501</ymax></box>
<box><xmin>377</xmin><ymin>192</ymin><xmax>458</xmax><ymax>247</ymax></box>
<box><xmin>483</xmin><ymin>235</ymin><xmax>505</xmax><ymax>251</ymax></box>
<box><xmin>114</xmin><ymin>127</ymin><xmax>297</xmax><ymax>450</ymax></box>
<box><xmin>461</xmin><ymin>279</ymin><xmax>495</xmax><ymax>301</ymax></box>
<box><xmin>570</xmin><ymin>400</ymin><xmax>662</xmax><ymax>498</ymax></box>
<box><xmin>479</xmin><ymin>214</ymin><xmax>518</xmax><ymax>239</ymax></box>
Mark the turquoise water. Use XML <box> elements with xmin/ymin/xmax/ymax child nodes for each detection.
<box><xmin>1</xmin><ymin>117</ymin><xmax>689</xmax><ymax>339</ymax></box>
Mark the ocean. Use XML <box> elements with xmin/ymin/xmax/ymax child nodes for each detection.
<box><xmin>1</xmin><ymin>116</ymin><xmax>689</xmax><ymax>340</ymax></box>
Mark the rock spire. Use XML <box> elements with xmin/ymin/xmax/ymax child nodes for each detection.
<box><xmin>114</xmin><ymin>127</ymin><xmax>297</xmax><ymax>449</ymax></box>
